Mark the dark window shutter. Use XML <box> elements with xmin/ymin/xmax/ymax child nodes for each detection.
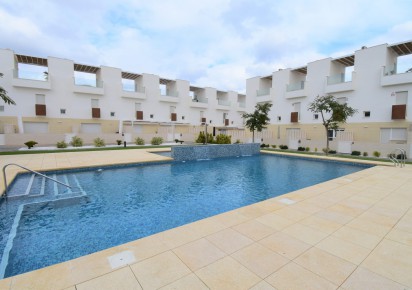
<box><xmin>392</xmin><ymin>104</ymin><xmax>406</xmax><ymax>120</ymax></box>
<box><xmin>92</xmin><ymin>108</ymin><xmax>101</xmax><ymax>118</ymax></box>
<box><xmin>35</xmin><ymin>104</ymin><xmax>46</xmax><ymax>116</ymax></box>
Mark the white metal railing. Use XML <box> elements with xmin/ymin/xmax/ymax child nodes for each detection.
<box><xmin>286</xmin><ymin>81</ymin><xmax>305</xmax><ymax>92</ymax></box>
<box><xmin>192</xmin><ymin>97</ymin><xmax>208</xmax><ymax>104</ymax></box>
<box><xmin>256</xmin><ymin>88</ymin><xmax>270</xmax><ymax>96</ymax></box>
<box><xmin>74</xmin><ymin>77</ymin><xmax>103</xmax><ymax>88</ymax></box>
<box><xmin>13</xmin><ymin>69</ymin><xmax>48</xmax><ymax>81</ymax></box>
<box><xmin>218</xmin><ymin>99</ymin><xmax>231</xmax><ymax>106</ymax></box>
<box><xmin>389</xmin><ymin>148</ymin><xmax>406</xmax><ymax>167</ymax></box>
<box><xmin>161</xmin><ymin>90</ymin><xmax>179</xmax><ymax>97</ymax></box>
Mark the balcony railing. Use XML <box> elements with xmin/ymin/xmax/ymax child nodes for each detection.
<box><xmin>74</xmin><ymin>77</ymin><xmax>103</xmax><ymax>88</ymax></box>
<box><xmin>286</xmin><ymin>81</ymin><xmax>305</xmax><ymax>92</ymax></box>
<box><xmin>122</xmin><ymin>83</ymin><xmax>145</xmax><ymax>93</ymax></box>
<box><xmin>256</xmin><ymin>88</ymin><xmax>270</xmax><ymax>96</ymax></box>
<box><xmin>192</xmin><ymin>97</ymin><xmax>208</xmax><ymax>104</ymax></box>
<box><xmin>383</xmin><ymin>64</ymin><xmax>397</xmax><ymax>76</ymax></box>
<box><xmin>218</xmin><ymin>99</ymin><xmax>231</xmax><ymax>106</ymax></box>
<box><xmin>238</xmin><ymin>102</ymin><xmax>246</xmax><ymax>108</ymax></box>
<box><xmin>327</xmin><ymin>73</ymin><xmax>352</xmax><ymax>85</ymax></box>
<box><xmin>160</xmin><ymin>90</ymin><xmax>179</xmax><ymax>97</ymax></box>
<box><xmin>13</xmin><ymin>69</ymin><xmax>48</xmax><ymax>81</ymax></box>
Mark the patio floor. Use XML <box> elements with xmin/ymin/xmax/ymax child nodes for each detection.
<box><xmin>0</xmin><ymin>149</ymin><xmax>411</xmax><ymax>290</ymax></box>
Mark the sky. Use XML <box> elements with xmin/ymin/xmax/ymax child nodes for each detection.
<box><xmin>1</xmin><ymin>0</ymin><xmax>412</xmax><ymax>93</ymax></box>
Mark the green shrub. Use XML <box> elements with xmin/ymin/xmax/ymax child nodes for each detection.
<box><xmin>351</xmin><ymin>150</ymin><xmax>361</xmax><ymax>156</ymax></box>
<box><xmin>305</xmin><ymin>147</ymin><xmax>310</xmax><ymax>152</ymax></box>
<box><xmin>373</xmin><ymin>151</ymin><xmax>381</xmax><ymax>157</ymax></box>
<box><xmin>135</xmin><ymin>137</ymin><xmax>145</xmax><ymax>145</ymax></box>
<box><xmin>328</xmin><ymin>150</ymin><xmax>337</xmax><ymax>154</ymax></box>
<box><xmin>215</xmin><ymin>134</ymin><xmax>231</xmax><ymax>144</ymax></box>
<box><xmin>151</xmin><ymin>136</ymin><xmax>163</xmax><ymax>145</ymax></box>
<box><xmin>279</xmin><ymin>145</ymin><xmax>288</xmax><ymax>150</ymax></box>
<box><xmin>24</xmin><ymin>140</ymin><xmax>38</xmax><ymax>149</ymax></box>
<box><xmin>195</xmin><ymin>131</ymin><xmax>214</xmax><ymax>143</ymax></box>
<box><xmin>271</xmin><ymin>145</ymin><xmax>277</xmax><ymax>149</ymax></box>
<box><xmin>260</xmin><ymin>143</ymin><xmax>266</xmax><ymax>148</ymax></box>
<box><xmin>363</xmin><ymin>152</ymin><xmax>368</xmax><ymax>157</ymax></box>
<box><xmin>314</xmin><ymin>147</ymin><xmax>318</xmax><ymax>152</ymax></box>
<box><xmin>234</xmin><ymin>139</ymin><xmax>241</xmax><ymax>144</ymax></box>
<box><xmin>297</xmin><ymin>146</ymin><xmax>305</xmax><ymax>151</ymax></box>
<box><xmin>70</xmin><ymin>136</ymin><xmax>83</xmax><ymax>147</ymax></box>
<box><xmin>94</xmin><ymin>137</ymin><xmax>105</xmax><ymax>147</ymax></box>
<box><xmin>56</xmin><ymin>141</ymin><xmax>68</xmax><ymax>148</ymax></box>
<box><xmin>116</xmin><ymin>139</ymin><xmax>122</xmax><ymax>145</ymax></box>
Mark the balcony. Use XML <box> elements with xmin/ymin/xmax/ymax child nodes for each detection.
<box><xmin>122</xmin><ymin>84</ymin><xmax>146</xmax><ymax>100</ymax></box>
<box><xmin>236</xmin><ymin>101</ymin><xmax>247</xmax><ymax>112</ymax></box>
<box><xmin>159</xmin><ymin>90</ymin><xmax>179</xmax><ymax>103</ymax></box>
<box><xmin>256</xmin><ymin>88</ymin><xmax>273</xmax><ymax>103</ymax></box>
<box><xmin>325</xmin><ymin>72</ymin><xmax>355</xmax><ymax>93</ymax></box>
<box><xmin>216</xmin><ymin>99</ymin><xmax>231</xmax><ymax>110</ymax></box>
<box><xmin>381</xmin><ymin>65</ymin><xmax>412</xmax><ymax>87</ymax></box>
<box><xmin>12</xmin><ymin>69</ymin><xmax>51</xmax><ymax>90</ymax></box>
<box><xmin>190</xmin><ymin>97</ymin><xmax>208</xmax><ymax>108</ymax></box>
<box><xmin>73</xmin><ymin>78</ymin><xmax>104</xmax><ymax>95</ymax></box>
<box><xmin>285</xmin><ymin>81</ymin><xmax>307</xmax><ymax>99</ymax></box>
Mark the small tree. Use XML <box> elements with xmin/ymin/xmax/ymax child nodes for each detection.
<box><xmin>242</xmin><ymin>102</ymin><xmax>272</xmax><ymax>143</ymax></box>
<box><xmin>0</xmin><ymin>73</ymin><xmax>16</xmax><ymax>105</ymax></box>
<box><xmin>308</xmin><ymin>95</ymin><xmax>357</xmax><ymax>155</ymax></box>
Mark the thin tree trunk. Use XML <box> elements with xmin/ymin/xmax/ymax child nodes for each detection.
<box><xmin>325</xmin><ymin>127</ymin><xmax>329</xmax><ymax>156</ymax></box>
<box><xmin>252</xmin><ymin>130</ymin><xmax>255</xmax><ymax>143</ymax></box>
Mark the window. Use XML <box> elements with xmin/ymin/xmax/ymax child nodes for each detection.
<box><xmin>380</xmin><ymin>128</ymin><xmax>407</xmax><ymax>143</ymax></box>
<box><xmin>363</xmin><ymin>111</ymin><xmax>371</xmax><ymax>118</ymax></box>
<box><xmin>395</xmin><ymin>91</ymin><xmax>408</xmax><ymax>105</ymax></box>
<box><xmin>0</xmin><ymin>106</ymin><xmax>4</xmax><ymax>112</ymax></box>
<box><xmin>35</xmin><ymin>94</ymin><xmax>45</xmax><ymax>104</ymax></box>
<box><xmin>91</xmin><ymin>99</ymin><xmax>99</xmax><ymax>108</ymax></box>
<box><xmin>327</xmin><ymin>128</ymin><xmax>344</xmax><ymax>141</ymax></box>
<box><xmin>277</xmin><ymin>116</ymin><xmax>281</xmax><ymax>122</ymax></box>
<box><xmin>292</xmin><ymin>102</ymin><xmax>301</xmax><ymax>121</ymax></box>
<box><xmin>182</xmin><ymin>116</ymin><xmax>185</xmax><ymax>120</ymax></box>
<box><xmin>337</xmin><ymin>97</ymin><xmax>347</xmax><ymax>105</ymax></box>
<box><xmin>135</xmin><ymin>103</ymin><xmax>142</xmax><ymax>110</ymax></box>
<box><xmin>150</xmin><ymin>114</ymin><xmax>154</xmax><ymax>119</ymax></box>
<box><xmin>110</xmin><ymin>112</ymin><xmax>115</xmax><ymax>117</ymax></box>
<box><xmin>313</xmin><ymin>113</ymin><xmax>319</xmax><ymax>120</ymax></box>
<box><xmin>60</xmin><ymin>109</ymin><xmax>66</xmax><ymax>115</ymax></box>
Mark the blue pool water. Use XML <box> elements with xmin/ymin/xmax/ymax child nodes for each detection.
<box><xmin>0</xmin><ymin>154</ymin><xmax>370</xmax><ymax>278</ymax></box>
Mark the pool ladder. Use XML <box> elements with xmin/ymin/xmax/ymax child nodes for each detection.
<box><xmin>389</xmin><ymin>148</ymin><xmax>406</xmax><ymax>168</ymax></box>
<box><xmin>2</xmin><ymin>163</ymin><xmax>71</xmax><ymax>198</ymax></box>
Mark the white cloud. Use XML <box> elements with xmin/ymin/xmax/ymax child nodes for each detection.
<box><xmin>0</xmin><ymin>0</ymin><xmax>411</xmax><ymax>92</ymax></box>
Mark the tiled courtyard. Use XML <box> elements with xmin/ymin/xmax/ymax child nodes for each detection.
<box><xmin>0</xmin><ymin>149</ymin><xmax>411</xmax><ymax>290</ymax></box>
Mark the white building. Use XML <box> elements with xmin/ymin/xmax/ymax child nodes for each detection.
<box><xmin>247</xmin><ymin>40</ymin><xmax>412</xmax><ymax>156</ymax></box>
<box><xmin>0</xmin><ymin>49</ymin><xmax>248</xmax><ymax>146</ymax></box>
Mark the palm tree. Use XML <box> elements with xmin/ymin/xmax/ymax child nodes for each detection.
<box><xmin>242</xmin><ymin>103</ymin><xmax>272</xmax><ymax>143</ymax></box>
<box><xmin>0</xmin><ymin>73</ymin><xmax>16</xmax><ymax>105</ymax></box>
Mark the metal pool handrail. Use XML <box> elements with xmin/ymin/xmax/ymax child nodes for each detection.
<box><xmin>2</xmin><ymin>163</ymin><xmax>71</xmax><ymax>197</ymax></box>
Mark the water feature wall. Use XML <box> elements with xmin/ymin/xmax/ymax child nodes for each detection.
<box><xmin>171</xmin><ymin>143</ymin><xmax>260</xmax><ymax>161</ymax></box>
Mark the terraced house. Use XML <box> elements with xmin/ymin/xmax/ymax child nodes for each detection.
<box><xmin>248</xmin><ymin>40</ymin><xmax>412</xmax><ymax>156</ymax></box>
<box><xmin>0</xmin><ymin>40</ymin><xmax>412</xmax><ymax>156</ymax></box>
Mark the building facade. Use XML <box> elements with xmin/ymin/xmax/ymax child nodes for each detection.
<box><xmin>247</xmin><ymin>40</ymin><xmax>412</xmax><ymax>156</ymax></box>
<box><xmin>0</xmin><ymin>49</ymin><xmax>249</xmax><ymax>146</ymax></box>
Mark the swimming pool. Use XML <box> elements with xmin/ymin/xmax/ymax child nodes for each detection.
<box><xmin>0</xmin><ymin>154</ymin><xmax>370</xmax><ymax>278</ymax></box>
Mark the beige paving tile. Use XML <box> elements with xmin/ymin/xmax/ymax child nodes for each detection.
<box><xmin>299</xmin><ymin>214</ymin><xmax>342</xmax><ymax>234</ymax></box>
<box><xmin>158</xmin><ymin>273</ymin><xmax>208</xmax><ymax>290</ymax></box>
<box><xmin>266</xmin><ymin>262</ymin><xmax>337</xmax><ymax>290</ymax></box>
<box><xmin>118</xmin><ymin>234</ymin><xmax>169</xmax><ymax>261</ymax></box>
<box><xmin>290</xmin><ymin>201</ymin><xmax>323</xmax><ymax>214</ymax></box>
<box><xmin>281</xmin><ymin>223</ymin><xmax>329</xmax><ymax>245</ymax></box>
<box><xmin>255</xmin><ymin>212</ymin><xmax>295</xmax><ymax>230</ymax></box>
<box><xmin>342</xmin><ymin>266</ymin><xmax>409</xmax><ymax>290</ymax></box>
<box><xmin>195</xmin><ymin>256</ymin><xmax>261</xmax><ymax>290</ymax></box>
<box><xmin>232</xmin><ymin>243</ymin><xmax>289</xmax><ymax>278</ymax></box>
<box><xmin>188</xmin><ymin>217</ymin><xmax>227</xmax><ymax>237</ymax></box>
<box><xmin>214</xmin><ymin>210</ymin><xmax>250</xmax><ymax>227</ymax></box>
<box><xmin>332</xmin><ymin>226</ymin><xmax>382</xmax><ymax>249</ymax></box>
<box><xmin>0</xmin><ymin>277</ymin><xmax>11</xmax><ymax>290</ymax></box>
<box><xmin>346</xmin><ymin>218</ymin><xmax>392</xmax><ymax>238</ymax></box>
<box><xmin>130</xmin><ymin>251</ymin><xmax>191</xmax><ymax>290</ymax></box>
<box><xmin>76</xmin><ymin>266</ymin><xmax>141</xmax><ymax>290</ymax></box>
<box><xmin>206</xmin><ymin>228</ymin><xmax>254</xmax><ymax>254</ymax></box>
<box><xmin>232</xmin><ymin>219</ymin><xmax>276</xmax><ymax>241</ymax></box>
<box><xmin>236</xmin><ymin>204</ymin><xmax>274</xmax><ymax>219</ymax></box>
<box><xmin>316</xmin><ymin>236</ymin><xmax>372</xmax><ymax>265</ymax></box>
<box><xmin>315</xmin><ymin>209</ymin><xmax>354</xmax><ymax>224</ymax></box>
<box><xmin>11</xmin><ymin>262</ymin><xmax>73</xmax><ymax>290</ymax></box>
<box><xmin>248</xmin><ymin>280</ymin><xmax>277</xmax><ymax>290</ymax></box>
<box><xmin>63</xmin><ymin>287</ymin><xmax>76</xmax><ymax>290</ymax></box>
<box><xmin>173</xmin><ymin>238</ymin><xmax>226</xmax><ymax>271</ymax></box>
<box><xmin>272</xmin><ymin>207</ymin><xmax>310</xmax><ymax>221</ymax></box>
<box><xmin>294</xmin><ymin>247</ymin><xmax>357</xmax><ymax>285</ymax></box>
<box><xmin>259</xmin><ymin>231</ymin><xmax>311</xmax><ymax>260</ymax></box>
<box><xmin>158</xmin><ymin>224</ymin><xmax>203</xmax><ymax>249</ymax></box>
<box><xmin>386</xmin><ymin>228</ymin><xmax>412</xmax><ymax>246</ymax></box>
<box><xmin>362</xmin><ymin>239</ymin><xmax>412</xmax><ymax>287</ymax></box>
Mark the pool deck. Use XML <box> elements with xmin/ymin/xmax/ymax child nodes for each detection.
<box><xmin>0</xmin><ymin>149</ymin><xmax>411</xmax><ymax>290</ymax></box>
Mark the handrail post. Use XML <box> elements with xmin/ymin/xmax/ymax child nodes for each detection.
<box><xmin>2</xmin><ymin>163</ymin><xmax>71</xmax><ymax>198</ymax></box>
